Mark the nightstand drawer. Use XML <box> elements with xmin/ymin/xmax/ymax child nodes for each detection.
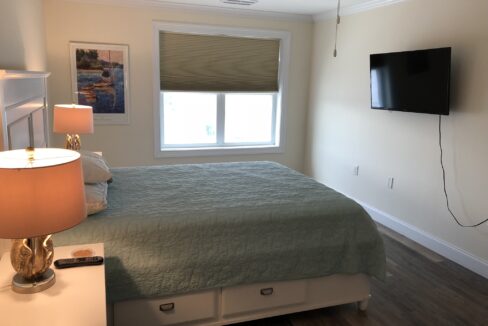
<box><xmin>114</xmin><ymin>289</ymin><xmax>218</xmax><ymax>326</ymax></box>
<box><xmin>222</xmin><ymin>279</ymin><xmax>307</xmax><ymax>317</ymax></box>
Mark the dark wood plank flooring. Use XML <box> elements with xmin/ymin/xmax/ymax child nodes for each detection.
<box><xmin>236</xmin><ymin>224</ymin><xmax>488</xmax><ymax>326</ymax></box>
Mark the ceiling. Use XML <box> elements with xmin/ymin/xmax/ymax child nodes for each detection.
<box><xmin>146</xmin><ymin>0</ymin><xmax>377</xmax><ymax>16</ymax></box>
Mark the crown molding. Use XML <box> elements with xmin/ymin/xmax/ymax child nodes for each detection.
<box><xmin>314</xmin><ymin>0</ymin><xmax>408</xmax><ymax>22</ymax></box>
<box><xmin>64</xmin><ymin>0</ymin><xmax>313</xmax><ymax>22</ymax></box>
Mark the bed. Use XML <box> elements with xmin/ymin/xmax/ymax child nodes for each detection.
<box><xmin>0</xmin><ymin>70</ymin><xmax>386</xmax><ymax>326</ymax></box>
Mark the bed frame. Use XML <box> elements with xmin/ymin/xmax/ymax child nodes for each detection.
<box><xmin>1</xmin><ymin>70</ymin><xmax>371</xmax><ymax>326</ymax></box>
<box><xmin>112</xmin><ymin>274</ymin><xmax>370</xmax><ymax>326</ymax></box>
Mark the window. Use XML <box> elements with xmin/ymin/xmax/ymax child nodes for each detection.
<box><xmin>162</xmin><ymin>92</ymin><xmax>276</xmax><ymax>147</ymax></box>
<box><xmin>163</xmin><ymin>92</ymin><xmax>217</xmax><ymax>145</ymax></box>
<box><xmin>153</xmin><ymin>23</ymin><xmax>290</xmax><ymax>157</ymax></box>
<box><xmin>224</xmin><ymin>93</ymin><xmax>274</xmax><ymax>144</ymax></box>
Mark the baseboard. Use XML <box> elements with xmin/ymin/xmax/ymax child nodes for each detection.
<box><xmin>352</xmin><ymin>198</ymin><xmax>488</xmax><ymax>279</ymax></box>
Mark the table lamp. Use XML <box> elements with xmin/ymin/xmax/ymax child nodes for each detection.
<box><xmin>53</xmin><ymin>104</ymin><xmax>94</xmax><ymax>150</ymax></box>
<box><xmin>0</xmin><ymin>147</ymin><xmax>86</xmax><ymax>294</ymax></box>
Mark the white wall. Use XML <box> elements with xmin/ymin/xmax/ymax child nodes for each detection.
<box><xmin>0</xmin><ymin>0</ymin><xmax>46</xmax><ymax>71</ymax></box>
<box><xmin>44</xmin><ymin>0</ymin><xmax>313</xmax><ymax>171</ymax></box>
<box><xmin>307</xmin><ymin>0</ymin><xmax>488</xmax><ymax>263</ymax></box>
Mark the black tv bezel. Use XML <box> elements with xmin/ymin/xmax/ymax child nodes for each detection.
<box><xmin>369</xmin><ymin>47</ymin><xmax>451</xmax><ymax>116</ymax></box>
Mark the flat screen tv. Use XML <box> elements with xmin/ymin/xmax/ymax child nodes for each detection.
<box><xmin>370</xmin><ymin>47</ymin><xmax>451</xmax><ymax>115</ymax></box>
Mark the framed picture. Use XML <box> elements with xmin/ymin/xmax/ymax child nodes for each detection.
<box><xmin>70</xmin><ymin>42</ymin><xmax>130</xmax><ymax>124</ymax></box>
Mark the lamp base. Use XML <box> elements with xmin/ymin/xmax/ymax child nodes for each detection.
<box><xmin>10</xmin><ymin>236</ymin><xmax>55</xmax><ymax>294</ymax></box>
<box><xmin>65</xmin><ymin>134</ymin><xmax>81</xmax><ymax>150</ymax></box>
<box><xmin>12</xmin><ymin>268</ymin><xmax>56</xmax><ymax>294</ymax></box>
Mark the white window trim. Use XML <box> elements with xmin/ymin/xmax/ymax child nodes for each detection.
<box><xmin>152</xmin><ymin>21</ymin><xmax>291</xmax><ymax>158</ymax></box>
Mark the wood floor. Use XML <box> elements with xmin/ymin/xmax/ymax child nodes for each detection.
<box><xmin>237</xmin><ymin>224</ymin><xmax>488</xmax><ymax>326</ymax></box>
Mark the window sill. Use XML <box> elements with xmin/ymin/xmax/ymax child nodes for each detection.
<box><xmin>155</xmin><ymin>145</ymin><xmax>283</xmax><ymax>158</ymax></box>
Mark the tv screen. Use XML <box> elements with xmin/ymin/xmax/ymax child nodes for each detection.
<box><xmin>370</xmin><ymin>47</ymin><xmax>451</xmax><ymax>115</ymax></box>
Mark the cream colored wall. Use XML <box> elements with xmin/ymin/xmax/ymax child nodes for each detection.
<box><xmin>43</xmin><ymin>0</ymin><xmax>313</xmax><ymax>171</ymax></box>
<box><xmin>0</xmin><ymin>0</ymin><xmax>46</xmax><ymax>71</ymax></box>
<box><xmin>306</xmin><ymin>0</ymin><xmax>488</xmax><ymax>261</ymax></box>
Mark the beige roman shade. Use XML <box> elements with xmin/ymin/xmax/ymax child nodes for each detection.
<box><xmin>159</xmin><ymin>32</ymin><xmax>280</xmax><ymax>92</ymax></box>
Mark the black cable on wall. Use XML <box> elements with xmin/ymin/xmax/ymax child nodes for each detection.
<box><xmin>439</xmin><ymin>115</ymin><xmax>488</xmax><ymax>227</ymax></box>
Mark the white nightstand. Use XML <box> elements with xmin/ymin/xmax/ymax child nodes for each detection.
<box><xmin>0</xmin><ymin>243</ymin><xmax>106</xmax><ymax>326</ymax></box>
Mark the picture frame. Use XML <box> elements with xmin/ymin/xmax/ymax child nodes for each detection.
<box><xmin>70</xmin><ymin>42</ymin><xmax>130</xmax><ymax>124</ymax></box>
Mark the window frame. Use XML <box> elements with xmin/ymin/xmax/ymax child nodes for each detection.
<box><xmin>153</xmin><ymin>22</ymin><xmax>290</xmax><ymax>158</ymax></box>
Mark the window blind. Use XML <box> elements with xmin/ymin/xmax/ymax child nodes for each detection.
<box><xmin>159</xmin><ymin>32</ymin><xmax>280</xmax><ymax>92</ymax></box>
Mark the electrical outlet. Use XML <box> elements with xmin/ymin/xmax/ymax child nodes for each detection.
<box><xmin>353</xmin><ymin>165</ymin><xmax>359</xmax><ymax>176</ymax></box>
<box><xmin>388</xmin><ymin>177</ymin><xmax>394</xmax><ymax>189</ymax></box>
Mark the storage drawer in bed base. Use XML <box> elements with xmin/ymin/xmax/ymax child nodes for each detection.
<box><xmin>114</xmin><ymin>289</ymin><xmax>219</xmax><ymax>326</ymax></box>
<box><xmin>112</xmin><ymin>274</ymin><xmax>370</xmax><ymax>326</ymax></box>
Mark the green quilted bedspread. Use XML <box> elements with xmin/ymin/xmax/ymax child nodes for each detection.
<box><xmin>54</xmin><ymin>161</ymin><xmax>385</xmax><ymax>302</ymax></box>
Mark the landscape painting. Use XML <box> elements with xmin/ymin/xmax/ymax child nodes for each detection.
<box><xmin>70</xmin><ymin>42</ymin><xmax>129</xmax><ymax>124</ymax></box>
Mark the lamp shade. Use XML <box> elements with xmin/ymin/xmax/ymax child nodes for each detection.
<box><xmin>53</xmin><ymin>104</ymin><xmax>94</xmax><ymax>134</ymax></box>
<box><xmin>0</xmin><ymin>148</ymin><xmax>86</xmax><ymax>239</ymax></box>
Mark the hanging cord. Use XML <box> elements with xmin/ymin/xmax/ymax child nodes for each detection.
<box><xmin>333</xmin><ymin>0</ymin><xmax>341</xmax><ymax>57</ymax></box>
<box><xmin>439</xmin><ymin>115</ymin><xmax>488</xmax><ymax>227</ymax></box>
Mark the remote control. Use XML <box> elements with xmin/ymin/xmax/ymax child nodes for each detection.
<box><xmin>54</xmin><ymin>256</ymin><xmax>104</xmax><ymax>269</ymax></box>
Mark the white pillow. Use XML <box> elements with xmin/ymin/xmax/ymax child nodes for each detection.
<box><xmin>79</xmin><ymin>151</ymin><xmax>112</xmax><ymax>184</ymax></box>
<box><xmin>85</xmin><ymin>182</ymin><xmax>108</xmax><ymax>216</ymax></box>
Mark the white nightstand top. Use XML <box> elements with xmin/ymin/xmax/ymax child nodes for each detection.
<box><xmin>0</xmin><ymin>243</ymin><xmax>106</xmax><ymax>326</ymax></box>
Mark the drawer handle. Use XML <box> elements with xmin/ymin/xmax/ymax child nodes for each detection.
<box><xmin>160</xmin><ymin>303</ymin><xmax>175</xmax><ymax>312</ymax></box>
<box><xmin>260</xmin><ymin>288</ymin><xmax>274</xmax><ymax>296</ymax></box>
